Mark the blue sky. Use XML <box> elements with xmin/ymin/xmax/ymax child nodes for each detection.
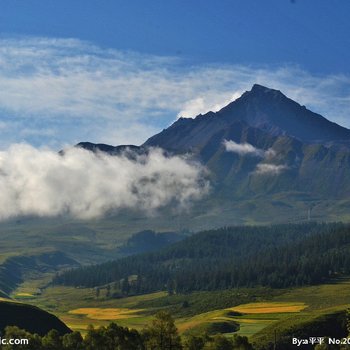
<box><xmin>0</xmin><ymin>0</ymin><xmax>350</xmax><ymax>148</ymax></box>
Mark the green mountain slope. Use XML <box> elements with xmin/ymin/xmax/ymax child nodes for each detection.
<box><xmin>0</xmin><ymin>251</ymin><xmax>79</xmax><ymax>296</ymax></box>
<box><xmin>55</xmin><ymin>223</ymin><xmax>350</xmax><ymax>293</ymax></box>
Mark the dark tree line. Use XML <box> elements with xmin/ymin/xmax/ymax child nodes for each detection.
<box><xmin>54</xmin><ymin>223</ymin><xmax>350</xmax><ymax>293</ymax></box>
<box><xmin>0</xmin><ymin>312</ymin><xmax>253</xmax><ymax>350</ymax></box>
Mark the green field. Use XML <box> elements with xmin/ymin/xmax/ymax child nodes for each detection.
<box><xmin>9</xmin><ymin>277</ymin><xmax>350</xmax><ymax>344</ymax></box>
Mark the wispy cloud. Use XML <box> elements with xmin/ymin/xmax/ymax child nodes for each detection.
<box><xmin>0</xmin><ymin>144</ymin><xmax>208</xmax><ymax>220</ymax></box>
<box><xmin>224</xmin><ymin>140</ymin><xmax>265</xmax><ymax>157</ymax></box>
<box><xmin>255</xmin><ymin>163</ymin><xmax>289</xmax><ymax>175</ymax></box>
<box><xmin>223</xmin><ymin>140</ymin><xmax>288</xmax><ymax>175</ymax></box>
<box><xmin>224</xmin><ymin>140</ymin><xmax>276</xmax><ymax>158</ymax></box>
<box><xmin>0</xmin><ymin>36</ymin><xmax>350</xmax><ymax>148</ymax></box>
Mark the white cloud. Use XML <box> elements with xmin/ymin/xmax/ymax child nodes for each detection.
<box><xmin>223</xmin><ymin>140</ymin><xmax>287</xmax><ymax>175</ymax></box>
<box><xmin>177</xmin><ymin>92</ymin><xmax>242</xmax><ymax>119</ymax></box>
<box><xmin>0</xmin><ymin>144</ymin><xmax>209</xmax><ymax>220</ymax></box>
<box><xmin>224</xmin><ymin>140</ymin><xmax>277</xmax><ymax>159</ymax></box>
<box><xmin>224</xmin><ymin>140</ymin><xmax>265</xmax><ymax>157</ymax></box>
<box><xmin>0</xmin><ymin>37</ymin><xmax>350</xmax><ymax>148</ymax></box>
<box><xmin>255</xmin><ymin>163</ymin><xmax>288</xmax><ymax>175</ymax></box>
<box><xmin>264</xmin><ymin>149</ymin><xmax>276</xmax><ymax>158</ymax></box>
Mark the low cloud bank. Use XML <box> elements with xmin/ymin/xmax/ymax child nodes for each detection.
<box><xmin>0</xmin><ymin>144</ymin><xmax>208</xmax><ymax>220</ymax></box>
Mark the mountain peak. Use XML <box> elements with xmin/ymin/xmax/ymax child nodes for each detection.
<box><xmin>145</xmin><ymin>84</ymin><xmax>350</xmax><ymax>149</ymax></box>
<box><xmin>251</xmin><ymin>83</ymin><xmax>273</xmax><ymax>92</ymax></box>
<box><xmin>247</xmin><ymin>84</ymin><xmax>285</xmax><ymax>98</ymax></box>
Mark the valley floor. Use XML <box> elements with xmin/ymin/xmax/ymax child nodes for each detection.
<box><xmin>8</xmin><ymin>276</ymin><xmax>350</xmax><ymax>344</ymax></box>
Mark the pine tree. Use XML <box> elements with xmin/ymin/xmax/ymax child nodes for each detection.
<box><xmin>143</xmin><ymin>311</ymin><xmax>182</xmax><ymax>350</ymax></box>
<box><xmin>122</xmin><ymin>277</ymin><xmax>130</xmax><ymax>295</ymax></box>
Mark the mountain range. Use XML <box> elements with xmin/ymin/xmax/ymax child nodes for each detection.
<box><xmin>77</xmin><ymin>84</ymin><xmax>350</xmax><ymax>224</ymax></box>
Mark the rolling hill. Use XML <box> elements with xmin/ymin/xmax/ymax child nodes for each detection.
<box><xmin>0</xmin><ymin>300</ymin><xmax>71</xmax><ymax>336</ymax></box>
<box><xmin>0</xmin><ymin>250</ymin><xmax>79</xmax><ymax>296</ymax></box>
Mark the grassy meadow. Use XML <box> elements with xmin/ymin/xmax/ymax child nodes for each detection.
<box><xmin>8</xmin><ymin>277</ymin><xmax>350</xmax><ymax>343</ymax></box>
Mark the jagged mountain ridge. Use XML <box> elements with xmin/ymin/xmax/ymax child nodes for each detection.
<box><xmin>75</xmin><ymin>142</ymin><xmax>146</xmax><ymax>156</ymax></box>
<box><xmin>76</xmin><ymin>85</ymin><xmax>350</xmax><ymax>208</ymax></box>
<box><xmin>144</xmin><ymin>84</ymin><xmax>350</xmax><ymax>152</ymax></box>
